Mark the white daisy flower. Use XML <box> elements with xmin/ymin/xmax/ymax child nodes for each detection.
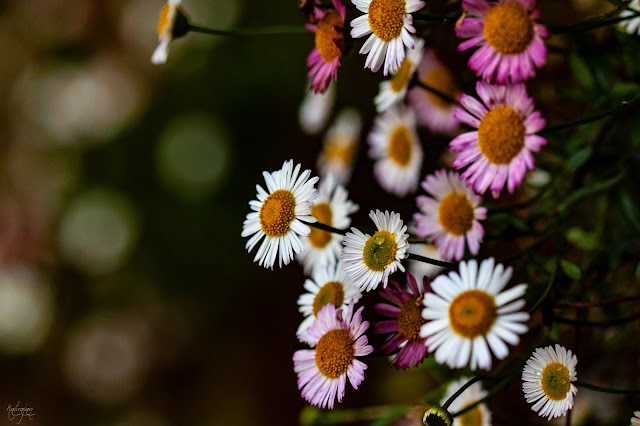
<box><xmin>620</xmin><ymin>1</ymin><xmax>640</xmax><ymax>35</ymax></box>
<box><xmin>296</xmin><ymin>262</ymin><xmax>363</xmax><ymax>342</ymax></box>
<box><xmin>350</xmin><ymin>0</ymin><xmax>426</xmax><ymax>75</ymax></box>
<box><xmin>522</xmin><ymin>344</ymin><xmax>578</xmax><ymax>421</ymax></box>
<box><xmin>342</xmin><ymin>210</ymin><xmax>410</xmax><ymax>292</ymax></box>
<box><xmin>297</xmin><ymin>176</ymin><xmax>359</xmax><ymax>274</ymax></box>
<box><xmin>374</xmin><ymin>38</ymin><xmax>425</xmax><ymax>112</ymax></box>
<box><xmin>413</xmin><ymin>169</ymin><xmax>487</xmax><ymax>262</ymax></box>
<box><xmin>441</xmin><ymin>376</ymin><xmax>492</xmax><ymax>426</ymax></box>
<box><xmin>241</xmin><ymin>160</ymin><xmax>318</xmax><ymax>269</ymax></box>
<box><xmin>151</xmin><ymin>0</ymin><xmax>187</xmax><ymax>65</ymax></box>
<box><xmin>299</xmin><ymin>80</ymin><xmax>336</xmax><ymax>135</ymax></box>
<box><xmin>631</xmin><ymin>411</ymin><xmax>640</xmax><ymax>426</ymax></box>
<box><xmin>369</xmin><ymin>106</ymin><xmax>423</xmax><ymax>197</ymax></box>
<box><xmin>420</xmin><ymin>258</ymin><xmax>530</xmax><ymax>370</ymax></box>
<box><xmin>318</xmin><ymin>109</ymin><xmax>362</xmax><ymax>186</ymax></box>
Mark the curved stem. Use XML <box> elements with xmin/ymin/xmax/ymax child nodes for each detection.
<box><xmin>442</xmin><ymin>377</ymin><xmax>488</xmax><ymax>410</ymax></box>
<box><xmin>451</xmin><ymin>374</ymin><xmax>516</xmax><ymax>418</ymax></box>
<box><xmin>547</xmin><ymin>12</ymin><xmax>640</xmax><ymax>34</ymax></box>
<box><xmin>406</xmin><ymin>252</ymin><xmax>456</xmax><ymax>268</ymax></box>
<box><xmin>574</xmin><ymin>380</ymin><xmax>640</xmax><ymax>394</ymax></box>
<box><xmin>554</xmin><ymin>294</ymin><xmax>640</xmax><ymax>309</ymax></box>
<box><xmin>539</xmin><ymin>96</ymin><xmax>640</xmax><ymax>135</ymax></box>
<box><xmin>188</xmin><ymin>24</ymin><xmax>310</xmax><ymax>36</ymax></box>
<box><xmin>302</xmin><ymin>220</ymin><xmax>348</xmax><ymax>236</ymax></box>
<box><xmin>554</xmin><ymin>311</ymin><xmax>640</xmax><ymax>327</ymax></box>
<box><xmin>528</xmin><ymin>255</ymin><xmax>559</xmax><ymax>314</ymax></box>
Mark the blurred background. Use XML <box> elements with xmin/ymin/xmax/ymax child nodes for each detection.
<box><xmin>0</xmin><ymin>0</ymin><xmax>638</xmax><ymax>425</ymax></box>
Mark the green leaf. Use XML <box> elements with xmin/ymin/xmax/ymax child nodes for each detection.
<box><xmin>617</xmin><ymin>190</ymin><xmax>640</xmax><ymax>234</ymax></box>
<box><xmin>561</xmin><ymin>260</ymin><xmax>582</xmax><ymax>280</ymax></box>
<box><xmin>566</xmin><ymin>227</ymin><xmax>598</xmax><ymax>250</ymax></box>
<box><xmin>569</xmin><ymin>52</ymin><xmax>594</xmax><ymax>88</ymax></box>
<box><xmin>565</xmin><ymin>146</ymin><xmax>592</xmax><ymax>173</ymax></box>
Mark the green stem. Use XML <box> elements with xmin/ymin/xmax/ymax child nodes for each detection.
<box><xmin>554</xmin><ymin>293</ymin><xmax>640</xmax><ymax>309</ymax></box>
<box><xmin>188</xmin><ymin>24</ymin><xmax>310</xmax><ymax>36</ymax></box>
<box><xmin>528</xmin><ymin>255</ymin><xmax>559</xmax><ymax>314</ymax></box>
<box><xmin>412</xmin><ymin>13</ymin><xmax>458</xmax><ymax>24</ymax></box>
<box><xmin>574</xmin><ymin>380</ymin><xmax>640</xmax><ymax>394</ymax></box>
<box><xmin>406</xmin><ymin>252</ymin><xmax>456</xmax><ymax>268</ymax></box>
<box><xmin>442</xmin><ymin>376</ymin><xmax>501</xmax><ymax>410</ymax></box>
<box><xmin>451</xmin><ymin>374</ymin><xmax>516</xmax><ymax>418</ymax></box>
<box><xmin>302</xmin><ymin>220</ymin><xmax>347</xmax><ymax>236</ymax></box>
<box><xmin>539</xmin><ymin>96</ymin><xmax>640</xmax><ymax>135</ymax></box>
<box><xmin>554</xmin><ymin>311</ymin><xmax>640</xmax><ymax>327</ymax></box>
<box><xmin>410</xmin><ymin>77</ymin><xmax>460</xmax><ymax>106</ymax></box>
<box><xmin>499</xmin><ymin>228</ymin><xmax>555</xmax><ymax>265</ymax></box>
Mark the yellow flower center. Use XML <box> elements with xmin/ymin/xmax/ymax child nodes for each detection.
<box><xmin>541</xmin><ymin>362</ymin><xmax>571</xmax><ymax>401</ymax></box>
<box><xmin>368</xmin><ymin>0</ymin><xmax>406</xmax><ymax>42</ymax></box>
<box><xmin>483</xmin><ymin>2</ymin><xmax>534</xmax><ymax>55</ymax></box>
<box><xmin>438</xmin><ymin>193</ymin><xmax>475</xmax><ymax>236</ymax></box>
<box><xmin>448</xmin><ymin>290</ymin><xmax>497</xmax><ymax>338</ymax></box>
<box><xmin>324</xmin><ymin>137</ymin><xmax>358</xmax><ymax>166</ymax></box>
<box><xmin>312</xmin><ymin>281</ymin><xmax>345</xmax><ymax>316</ymax></box>
<box><xmin>157</xmin><ymin>4</ymin><xmax>171</xmax><ymax>36</ymax></box>
<box><xmin>308</xmin><ymin>203</ymin><xmax>333</xmax><ymax>248</ymax></box>
<box><xmin>460</xmin><ymin>404</ymin><xmax>483</xmax><ymax>426</ymax></box>
<box><xmin>423</xmin><ymin>67</ymin><xmax>458</xmax><ymax>109</ymax></box>
<box><xmin>315</xmin><ymin>11</ymin><xmax>344</xmax><ymax>63</ymax></box>
<box><xmin>390</xmin><ymin>59</ymin><xmax>413</xmax><ymax>93</ymax></box>
<box><xmin>315</xmin><ymin>328</ymin><xmax>355</xmax><ymax>378</ymax></box>
<box><xmin>398</xmin><ymin>296</ymin><xmax>426</xmax><ymax>342</ymax></box>
<box><xmin>477</xmin><ymin>105</ymin><xmax>525</xmax><ymax>165</ymax></box>
<box><xmin>389</xmin><ymin>126</ymin><xmax>413</xmax><ymax>166</ymax></box>
<box><xmin>363</xmin><ymin>230</ymin><xmax>398</xmax><ymax>272</ymax></box>
<box><xmin>259</xmin><ymin>189</ymin><xmax>296</xmax><ymax>237</ymax></box>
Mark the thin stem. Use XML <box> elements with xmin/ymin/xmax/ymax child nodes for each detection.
<box><xmin>547</xmin><ymin>12</ymin><xmax>640</xmax><ymax>34</ymax></box>
<box><xmin>406</xmin><ymin>252</ymin><xmax>456</xmax><ymax>268</ymax></box>
<box><xmin>528</xmin><ymin>255</ymin><xmax>559</xmax><ymax>314</ymax></box>
<box><xmin>554</xmin><ymin>311</ymin><xmax>640</xmax><ymax>327</ymax></box>
<box><xmin>554</xmin><ymin>294</ymin><xmax>640</xmax><ymax>309</ymax></box>
<box><xmin>451</xmin><ymin>374</ymin><xmax>516</xmax><ymax>418</ymax></box>
<box><xmin>500</xmin><ymin>228</ymin><xmax>555</xmax><ymax>265</ymax></box>
<box><xmin>574</xmin><ymin>380</ymin><xmax>640</xmax><ymax>395</ymax></box>
<box><xmin>412</xmin><ymin>13</ymin><xmax>458</xmax><ymax>24</ymax></box>
<box><xmin>539</xmin><ymin>96</ymin><xmax>640</xmax><ymax>135</ymax></box>
<box><xmin>442</xmin><ymin>376</ymin><xmax>501</xmax><ymax>410</ymax></box>
<box><xmin>188</xmin><ymin>24</ymin><xmax>310</xmax><ymax>36</ymax></box>
<box><xmin>410</xmin><ymin>76</ymin><xmax>460</xmax><ymax>106</ymax></box>
<box><xmin>302</xmin><ymin>220</ymin><xmax>348</xmax><ymax>236</ymax></box>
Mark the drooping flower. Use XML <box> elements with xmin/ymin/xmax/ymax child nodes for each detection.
<box><xmin>420</xmin><ymin>258</ymin><xmax>529</xmax><ymax>370</ymax></box>
<box><xmin>151</xmin><ymin>0</ymin><xmax>188</xmax><ymax>64</ymax></box>
<box><xmin>241</xmin><ymin>160</ymin><xmax>318</xmax><ymax>269</ymax></box>
<box><xmin>306</xmin><ymin>0</ymin><xmax>347</xmax><ymax>94</ymax></box>
<box><xmin>620</xmin><ymin>1</ymin><xmax>640</xmax><ymax>35</ymax></box>
<box><xmin>299</xmin><ymin>80</ymin><xmax>336</xmax><ymax>135</ymax></box>
<box><xmin>374</xmin><ymin>271</ymin><xmax>430</xmax><ymax>369</ymax></box>
<box><xmin>297</xmin><ymin>176</ymin><xmax>359</xmax><ymax>274</ymax></box>
<box><xmin>522</xmin><ymin>344</ymin><xmax>578</xmax><ymax>421</ymax></box>
<box><xmin>407</xmin><ymin>49</ymin><xmax>460</xmax><ymax>134</ymax></box>
<box><xmin>375</xmin><ymin>38</ymin><xmax>425</xmax><ymax>112</ymax></box>
<box><xmin>369</xmin><ymin>106</ymin><xmax>423</xmax><ymax>197</ymax></box>
<box><xmin>317</xmin><ymin>109</ymin><xmax>362</xmax><ymax>185</ymax></box>
<box><xmin>342</xmin><ymin>210</ymin><xmax>410</xmax><ymax>292</ymax></box>
<box><xmin>441</xmin><ymin>377</ymin><xmax>492</xmax><ymax>426</ymax></box>
<box><xmin>456</xmin><ymin>0</ymin><xmax>549</xmax><ymax>83</ymax></box>
<box><xmin>413</xmin><ymin>169</ymin><xmax>486</xmax><ymax>261</ymax></box>
<box><xmin>293</xmin><ymin>301</ymin><xmax>374</xmax><ymax>409</ymax></box>
<box><xmin>350</xmin><ymin>0</ymin><xmax>426</xmax><ymax>75</ymax></box>
<box><xmin>296</xmin><ymin>262</ymin><xmax>363</xmax><ymax>341</ymax></box>
<box><xmin>449</xmin><ymin>81</ymin><xmax>547</xmax><ymax>198</ymax></box>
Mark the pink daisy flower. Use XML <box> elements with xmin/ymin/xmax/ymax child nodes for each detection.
<box><xmin>374</xmin><ymin>272</ymin><xmax>430</xmax><ymax>369</ymax></box>
<box><xmin>456</xmin><ymin>0</ymin><xmax>549</xmax><ymax>83</ymax></box>
<box><xmin>406</xmin><ymin>49</ymin><xmax>460</xmax><ymax>135</ymax></box>
<box><xmin>293</xmin><ymin>301</ymin><xmax>374</xmax><ymax>409</ymax></box>
<box><xmin>306</xmin><ymin>0</ymin><xmax>346</xmax><ymax>94</ymax></box>
<box><xmin>414</xmin><ymin>169</ymin><xmax>486</xmax><ymax>261</ymax></box>
<box><xmin>449</xmin><ymin>81</ymin><xmax>547</xmax><ymax>198</ymax></box>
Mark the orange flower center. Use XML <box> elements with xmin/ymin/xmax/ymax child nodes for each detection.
<box><xmin>478</xmin><ymin>105</ymin><xmax>525</xmax><ymax>165</ymax></box>
<box><xmin>460</xmin><ymin>404</ymin><xmax>484</xmax><ymax>426</ymax></box>
<box><xmin>389</xmin><ymin>126</ymin><xmax>413</xmax><ymax>166</ymax></box>
<box><xmin>423</xmin><ymin>67</ymin><xmax>458</xmax><ymax>109</ymax></box>
<box><xmin>541</xmin><ymin>362</ymin><xmax>571</xmax><ymax>401</ymax></box>
<box><xmin>448</xmin><ymin>290</ymin><xmax>497</xmax><ymax>338</ymax></box>
<box><xmin>363</xmin><ymin>230</ymin><xmax>398</xmax><ymax>271</ymax></box>
<box><xmin>308</xmin><ymin>203</ymin><xmax>333</xmax><ymax>248</ymax></box>
<box><xmin>390</xmin><ymin>59</ymin><xmax>414</xmax><ymax>93</ymax></box>
<box><xmin>157</xmin><ymin>4</ymin><xmax>171</xmax><ymax>36</ymax></box>
<box><xmin>312</xmin><ymin>281</ymin><xmax>345</xmax><ymax>316</ymax></box>
<box><xmin>259</xmin><ymin>190</ymin><xmax>296</xmax><ymax>237</ymax></box>
<box><xmin>438</xmin><ymin>193</ymin><xmax>475</xmax><ymax>236</ymax></box>
<box><xmin>398</xmin><ymin>296</ymin><xmax>427</xmax><ymax>342</ymax></box>
<box><xmin>315</xmin><ymin>11</ymin><xmax>344</xmax><ymax>63</ymax></box>
<box><xmin>368</xmin><ymin>0</ymin><xmax>406</xmax><ymax>42</ymax></box>
<box><xmin>483</xmin><ymin>2</ymin><xmax>534</xmax><ymax>55</ymax></box>
<box><xmin>324</xmin><ymin>136</ymin><xmax>358</xmax><ymax>166</ymax></box>
<box><xmin>315</xmin><ymin>328</ymin><xmax>355</xmax><ymax>378</ymax></box>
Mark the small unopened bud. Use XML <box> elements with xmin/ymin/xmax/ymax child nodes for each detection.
<box><xmin>423</xmin><ymin>406</ymin><xmax>452</xmax><ymax>426</ymax></box>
